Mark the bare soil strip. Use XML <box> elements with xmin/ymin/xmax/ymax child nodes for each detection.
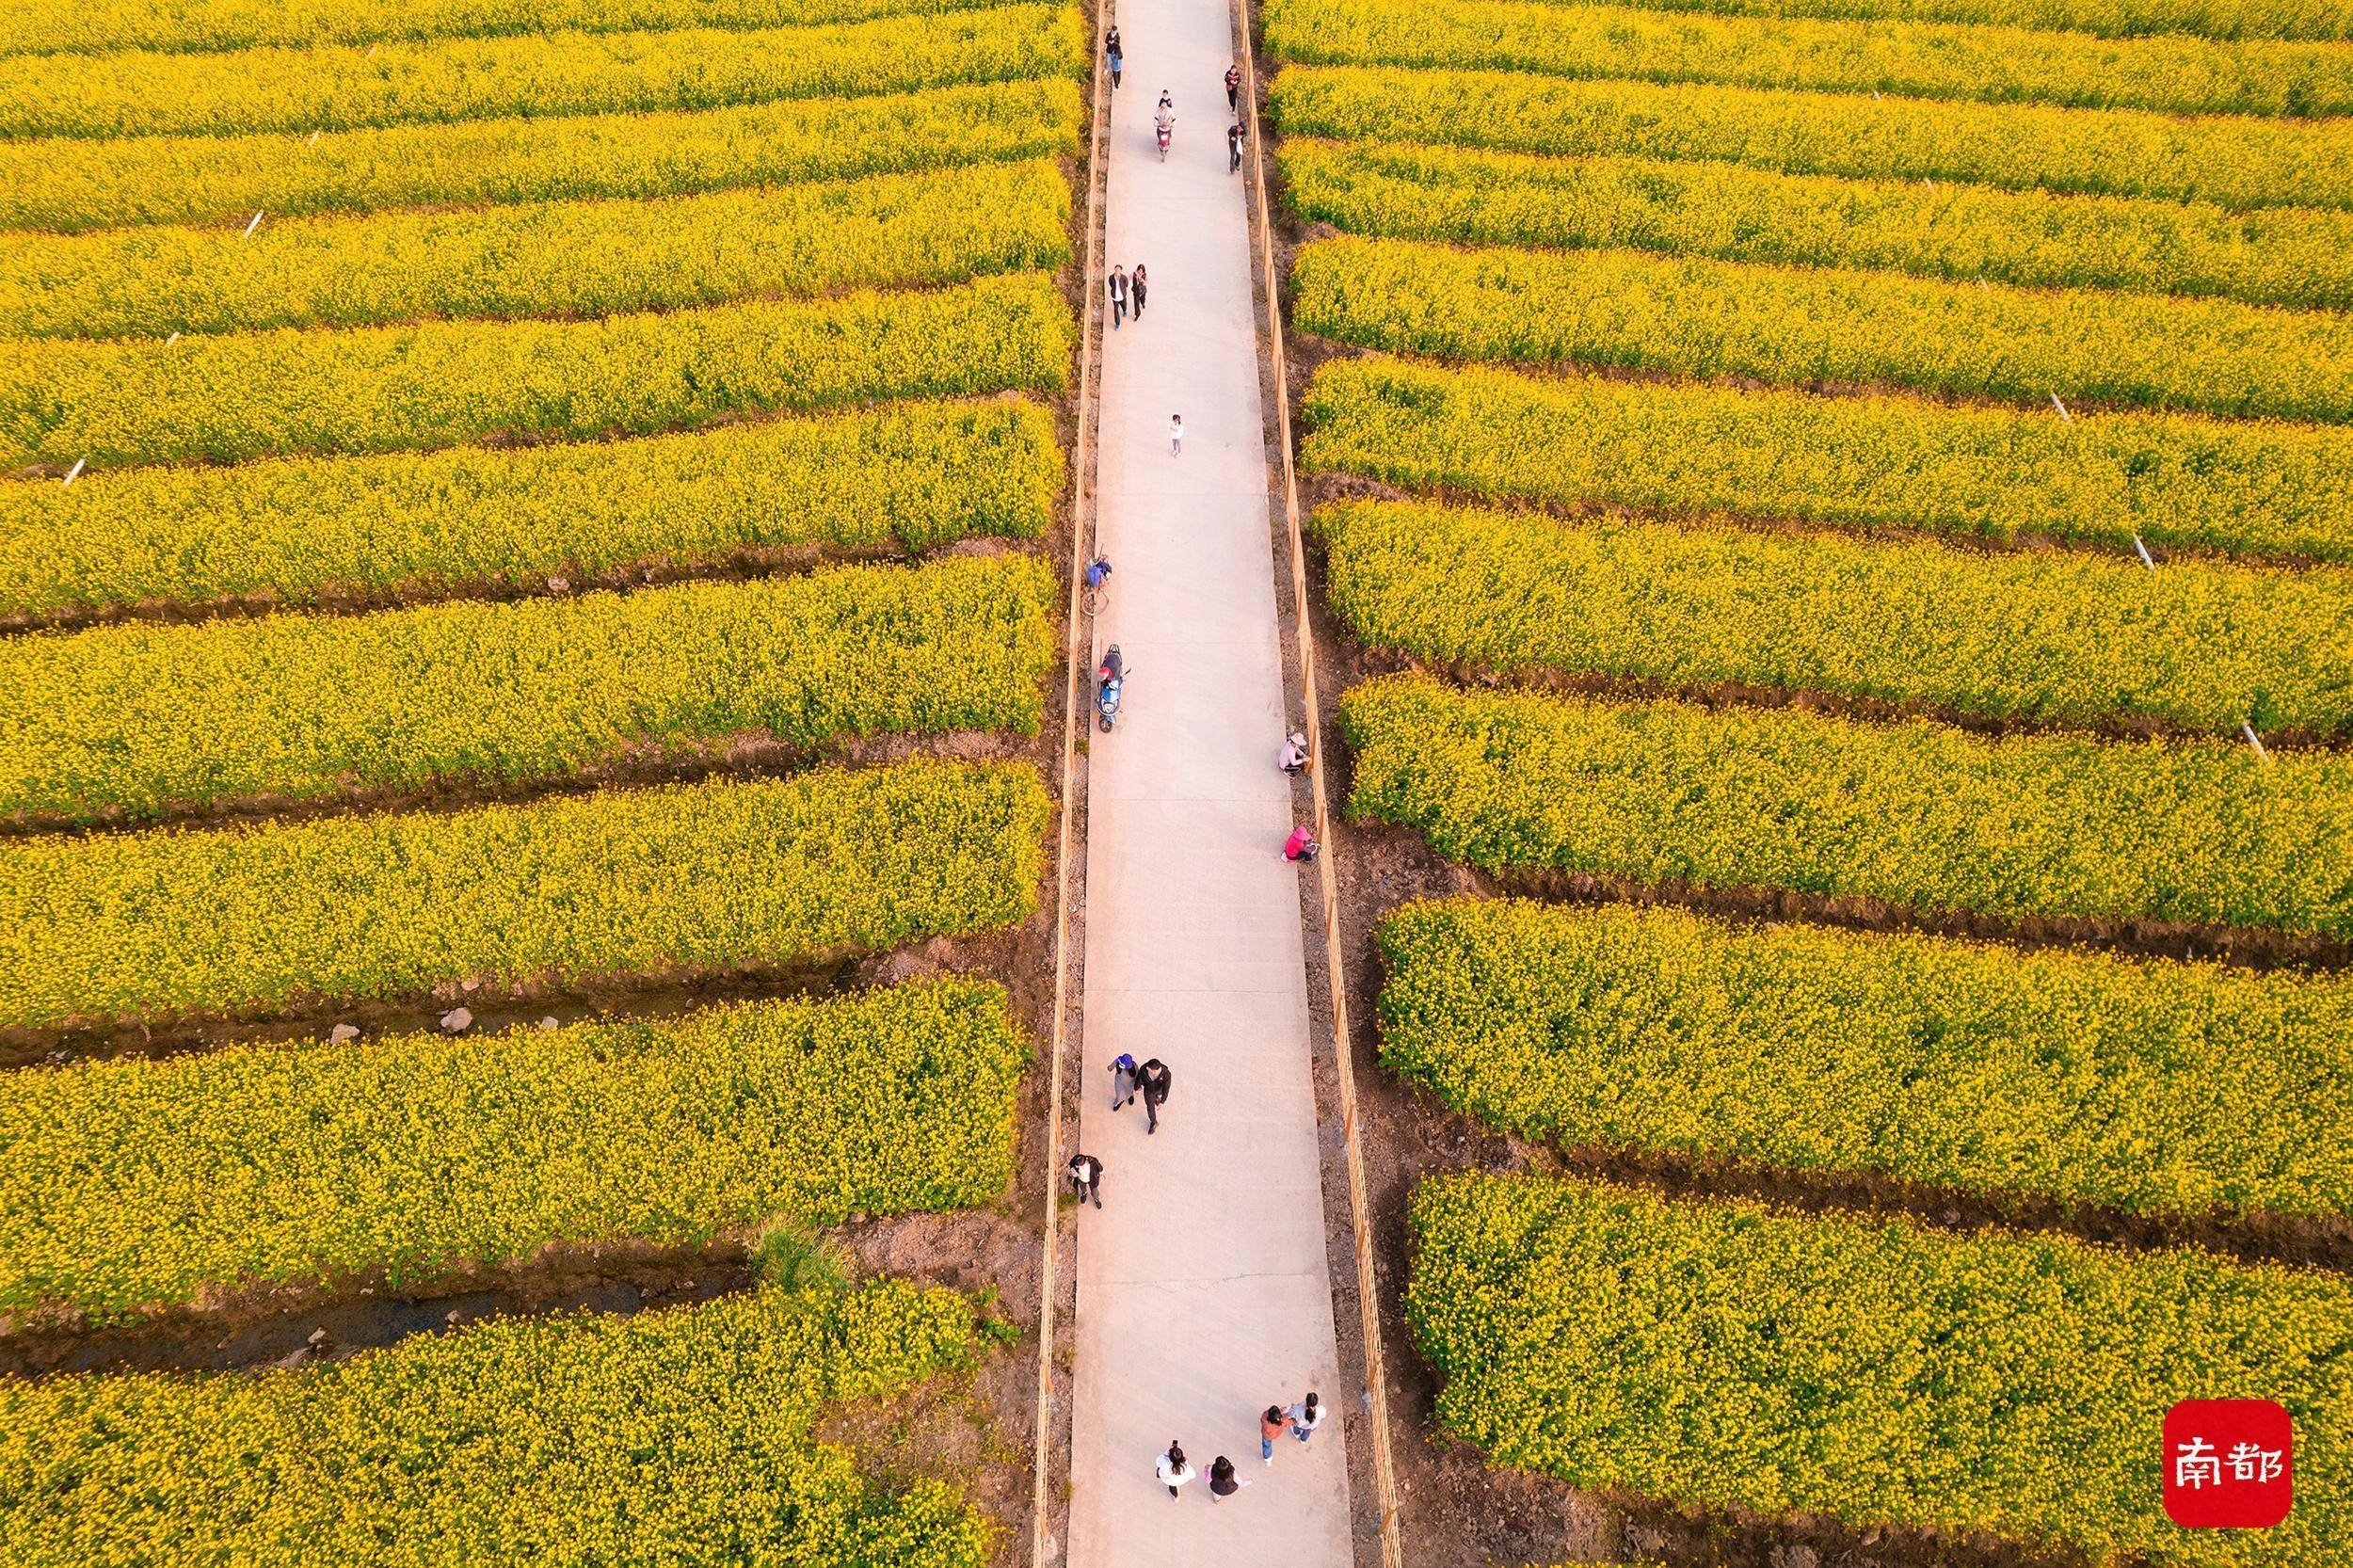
<box><xmin>0</xmin><ymin>1240</ymin><xmax>755</xmax><ymax>1379</ymax></box>
<box><xmin>0</xmin><ymin>925</ymin><xmax>1026</xmax><ymax>1070</ymax></box>
<box><xmin>0</xmin><ymin>536</ymin><xmax>931</xmax><ymax>638</ymax></box>
<box><xmin>0</xmin><ymin>728</ymin><xmax>1029</xmax><ymax>841</ymax></box>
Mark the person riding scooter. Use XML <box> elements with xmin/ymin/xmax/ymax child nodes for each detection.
<box><xmin>1096</xmin><ymin>645</ymin><xmax>1127</xmax><ymax>732</ymax></box>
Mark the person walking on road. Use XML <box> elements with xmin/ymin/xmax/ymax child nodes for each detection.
<box><xmin>1157</xmin><ymin>1441</ymin><xmax>1195</xmax><ymax>1499</ymax></box>
<box><xmin>1066</xmin><ymin>1151</ymin><xmax>1103</xmax><ymax>1208</ymax></box>
<box><xmin>1108</xmin><ymin>1050</ymin><xmax>1138</xmax><ymax>1111</ymax></box>
<box><xmin>1209</xmin><ymin>1456</ymin><xmax>1246</xmax><ymax>1502</ymax></box>
<box><xmin>1106</xmin><ymin>27</ymin><xmax>1122</xmax><ymax>88</ymax></box>
<box><xmin>1225</xmin><ymin>63</ymin><xmax>1242</xmax><ymax>112</ymax></box>
<box><xmin>1228</xmin><ymin>121</ymin><xmax>1244</xmax><ymax>173</ymax></box>
<box><xmin>1107</xmin><ymin>264</ymin><xmax>1128</xmax><ymax>329</ymax></box>
<box><xmin>1168</xmin><ymin>413</ymin><xmax>1184</xmax><ymax>456</ymax></box>
<box><xmin>1129</xmin><ymin>264</ymin><xmax>1148</xmax><ymax>317</ymax></box>
<box><xmin>1259</xmin><ymin>1405</ymin><xmax>1288</xmax><ymax>1464</ymax></box>
<box><xmin>1136</xmin><ymin>1057</ymin><xmax>1173</xmax><ymax>1133</ymax></box>
<box><xmin>1287</xmin><ymin>1393</ymin><xmax>1324</xmax><ymax>1446</ymax></box>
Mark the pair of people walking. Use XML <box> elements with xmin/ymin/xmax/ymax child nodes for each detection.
<box><xmin>1158</xmin><ymin>1442</ymin><xmax>1249</xmax><ymax>1502</ymax></box>
<box><xmin>1106</xmin><ymin>264</ymin><xmax>1150</xmax><ymax>329</ymax></box>
<box><xmin>1260</xmin><ymin>1393</ymin><xmax>1323</xmax><ymax>1462</ymax></box>
<box><xmin>1108</xmin><ymin>1051</ymin><xmax>1172</xmax><ymax>1132</ymax></box>
<box><xmin>1107</xmin><ymin>26</ymin><xmax>1122</xmax><ymax>88</ymax></box>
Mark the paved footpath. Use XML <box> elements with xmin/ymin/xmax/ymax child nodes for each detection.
<box><xmin>1065</xmin><ymin>1</ymin><xmax>1355</xmax><ymax>1563</ymax></box>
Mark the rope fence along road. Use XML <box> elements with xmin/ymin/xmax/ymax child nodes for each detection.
<box><xmin>1030</xmin><ymin>13</ymin><xmax>1111</xmax><ymax>1568</ymax></box>
<box><xmin>1234</xmin><ymin>0</ymin><xmax>1408</xmax><ymax>1560</ymax></box>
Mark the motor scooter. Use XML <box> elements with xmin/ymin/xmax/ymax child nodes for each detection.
<box><xmin>1096</xmin><ymin>645</ymin><xmax>1127</xmax><ymax>732</ymax></box>
<box><xmin>1156</xmin><ymin>121</ymin><xmax>1171</xmax><ymax>162</ymax></box>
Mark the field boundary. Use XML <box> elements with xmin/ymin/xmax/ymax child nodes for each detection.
<box><xmin>1030</xmin><ymin>8</ymin><xmax>1106</xmax><ymax>1566</ymax></box>
<box><xmin>1235</xmin><ymin>10</ymin><xmax>1406</xmax><ymax>1567</ymax></box>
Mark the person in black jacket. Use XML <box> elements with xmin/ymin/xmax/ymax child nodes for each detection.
<box><xmin>1066</xmin><ymin>1151</ymin><xmax>1104</xmax><ymax>1208</ymax></box>
<box><xmin>1136</xmin><ymin>1057</ymin><xmax>1173</xmax><ymax>1133</ymax></box>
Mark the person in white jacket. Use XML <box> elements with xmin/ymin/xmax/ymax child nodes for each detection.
<box><xmin>1168</xmin><ymin>413</ymin><xmax>1184</xmax><ymax>456</ymax></box>
<box><xmin>1156</xmin><ymin>1440</ymin><xmax>1196</xmax><ymax>1498</ymax></box>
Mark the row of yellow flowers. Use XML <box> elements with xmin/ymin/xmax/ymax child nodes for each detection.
<box><xmin>1340</xmin><ymin>675</ymin><xmax>2353</xmax><ymax>937</ymax></box>
<box><xmin>0</xmin><ymin>2</ymin><xmax>1085</xmax><ymax>140</ymax></box>
<box><xmin>1294</xmin><ymin>234</ymin><xmax>2353</xmax><ymax>425</ymax></box>
<box><xmin>1314</xmin><ymin>498</ymin><xmax>2353</xmax><ymax>737</ymax></box>
<box><xmin>0</xmin><ymin>1277</ymin><xmax>995</xmax><ymax>1568</ymax></box>
<box><xmin>0</xmin><ymin>0</ymin><xmax>1020</xmax><ymax>56</ymax></box>
<box><xmin>1269</xmin><ymin>65</ymin><xmax>2353</xmax><ymax>211</ymax></box>
<box><xmin>1264</xmin><ymin>0</ymin><xmax>2353</xmax><ymax>117</ymax></box>
<box><xmin>0</xmin><ymin>271</ymin><xmax>1072</xmax><ymax>471</ymax></box>
<box><xmin>0</xmin><ymin>398</ymin><xmax>1060</xmax><ymax>620</ymax></box>
<box><xmin>1486</xmin><ymin>0</ymin><xmax>2353</xmax><ymax>41</ymax></box>
<box><xmin>0</xmin><ymin>79</ymin><xmax>1081</xmax><ymax>235</ymax></box>
<box><xmin>0</xmin><ymin>759</ymin><xmax>1050</xmax><ymax>1030</ymax></box>
<box><xmin>1</xmin><ymin>980</ymin><xmax>1028</xmax><ymax>1320</ymax></box>
<box><xmin>1378</xmin><ymin>898</ymin><xmax>2353</xmax><ymax>1221</ymax></box>
<box><xmin>1279</xmin><ymin>138</ymin><xmax>2353</xmax><ymax>313</ymax></box>
<box><xmin>0</xmin><ymin>159</ymin><xmax>1070</xmax><ymax>341</ymax></box>
<box><xmin>1302</xmin><ymin>357</ymin><xmax>2353</xmax><ymax>564</ymax></box>
<box><xmin>1408</xmin><ymin>1174</ymin><xmax>2351</xmax><ymax>1568</ymax></box>
<box><xmin>0</xmin><ymin>556</ymin><xmax>1056</xmax><ymax>824</ymax></box>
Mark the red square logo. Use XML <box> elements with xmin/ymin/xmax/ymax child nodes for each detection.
<box><xmin>2164</xmin><ymin>1400</ymin><xmax>2293</xmax><ymax>1528</ymax></box>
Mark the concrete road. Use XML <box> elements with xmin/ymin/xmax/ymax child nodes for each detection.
<box><xmin>1064</xmin><ymin>2</ymin><xmax>1355</xmax><ymax>1563</ymax></box>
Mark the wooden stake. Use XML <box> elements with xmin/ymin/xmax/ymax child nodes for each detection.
<box><xmin>2133</xmin><ymin>534</ymin><xmax>2156</xmax><ymax>569</ymax></box>
<box><xmin>63</xmin><ymin>457</ymin><xmax>85</xmax><ymax>486</ymax></box>
<box><xmin>2049</xmin><ymin>392</ymin><xmax>2070</xmax><ymax>421</ymax></box>
<box><xmin>2243</xmin><ymin>721</ymin><xmax>2271</xmax><ymax>762</ymax></box>
<box><xmin>243</xmin><ymin>209</ymin><xmax>264</xmax><ymax>237</ymax></box>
